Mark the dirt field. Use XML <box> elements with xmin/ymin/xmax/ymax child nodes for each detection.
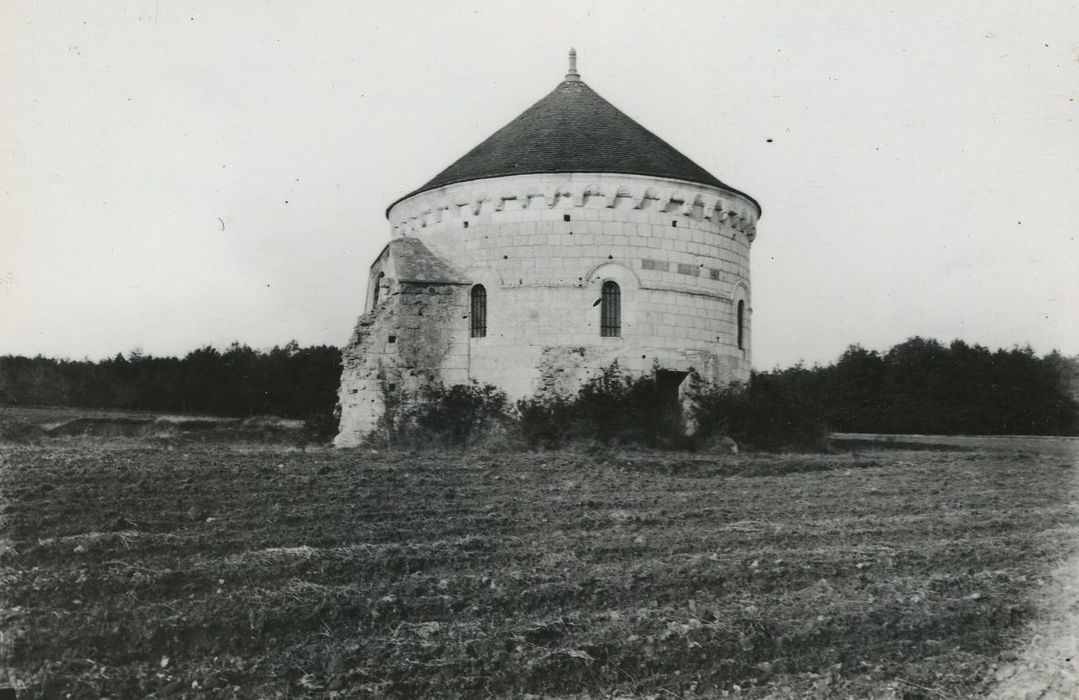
<box><xmin>1</xmin><ymin>434</ymin><xmax>1076</xmax><ymax>698</ymax></box>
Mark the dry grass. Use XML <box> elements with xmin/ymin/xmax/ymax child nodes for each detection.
<box><xmin>1</xmin><ymin>435</ymin><xmax>1076</xmax><ymax>698</ymax></box>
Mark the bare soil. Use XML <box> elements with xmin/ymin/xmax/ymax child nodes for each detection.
<box><xmin>987</xmin><ymin>553</ymin><xmax>1079</xmax><ymax>700</ymax></box>
<box><xmin>1</xmin><ymin>433</ymin><xmax>1077</xmax><ymax>698</ymax></box>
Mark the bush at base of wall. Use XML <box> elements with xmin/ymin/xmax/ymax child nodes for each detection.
<box><xmin>368</xmin><ymin>362</ymin><xmax>829</xmax><ymax>452</ymax></box>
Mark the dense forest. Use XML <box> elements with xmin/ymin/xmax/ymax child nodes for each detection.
<box><xmin>1</xmin><ymin>336</ymin><xmax>1076</xmax><ymax>436</ymax></box>
<box><xmin>767</xmin><ymin>337</ymin><xmax>1079</xmax><ymax>436</ymax></box>
<box><xmin>0</xmin><ymin>342</ymin><xmax>341</xmax><ymax>423</ymax></box>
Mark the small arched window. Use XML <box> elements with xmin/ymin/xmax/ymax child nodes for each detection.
<box><xmin>601</xmin><ymin>281</ymin><xmax>621</xmax><ymax>337</ymax></box>
<box><xmin>470</xmin><ymin>285</ymin><xmax>487</xmax><ymax>338</ymax></box>
<box><xmin>737</xmin><ymin>299</ymin><xmax>745</xmax><ymax>350</ymax></box>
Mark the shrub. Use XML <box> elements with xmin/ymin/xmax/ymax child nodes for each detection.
<box><xmin>518</xmin><ymin>363</ymin><xmax>687</xmax><ymax>449</ymax></box>
<box><xmin>412</xmin><ymin>381</ymin><xmax>512</xmax><ymax>447</ymax></box>
<box><xmin>301</xmin><ymin>407</ymin><xmax>340</xmax><ymax>445</ymax></box>
<box><xmin>379</xmin><ymin>380</ymin><xmax>512</xmax><ymax>449</ymax></box>
<box><xmin>369</xmin><ymin>363</ymin><xmax>827</xmax><ymax>452</ymax></box>
<box><xmin>693</xmin><ymin>372</ymin><xmax>828</xmax><ymax>451</ymax></box>
<box><xmin>516</xmin><ymin>393</ymin><xmax>574</xmax><ymax>450</ymax></box>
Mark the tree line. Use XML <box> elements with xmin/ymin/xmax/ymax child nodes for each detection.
<box><xmin>767</xmin><ymin>337</ymin><xmax>1079</xmax><ymax>436</ymax></box>
<box><xmin>1</xmin><ymin>336</ymin><xmax>1076</xmax><ymax>437</ymax></box>
<box><xmin>0</xmin><ymin>342</ymin><xmax>341</xmax><ymax>422</ymax></box>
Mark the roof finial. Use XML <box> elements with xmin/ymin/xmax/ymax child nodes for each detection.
<box><xmin>565</xmin><ymin>47</ymin><xmax>580</xmax><ymax>81</ymax></box>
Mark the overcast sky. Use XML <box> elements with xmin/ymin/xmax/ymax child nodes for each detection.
<box><xmin>2</xmin><ymin>0</ymin><xmax>1076</xmax><ymax>369</ymax></box>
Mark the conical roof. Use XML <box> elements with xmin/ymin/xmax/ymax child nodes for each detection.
<box><xmin>390</xmin><ymin>56</ymin><xmax>759</xmax><ymax>215</ymax></box>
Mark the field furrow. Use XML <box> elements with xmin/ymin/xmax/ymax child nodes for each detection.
<box><xmin>1</xmin><ymin>441</ymin><xmax>1076</xmax><ymax>697</ymax></box>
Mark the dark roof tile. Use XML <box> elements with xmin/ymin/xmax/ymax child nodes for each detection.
<box><xmin>390</xmin><ymin>78</ymin><xmax>759</xmax><ymax>215</ymax></box>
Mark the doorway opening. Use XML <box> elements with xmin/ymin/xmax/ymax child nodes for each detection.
<box><xmin>655</xmin><ymin>370</ymin><xmax>689</xmax><ymax>433</ymax></box>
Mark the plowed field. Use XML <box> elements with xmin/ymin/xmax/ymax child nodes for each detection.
<box><xmin>1</xmin><ymin>440</ymin><xmax>1076</xmax><ymax>697</ymax></box>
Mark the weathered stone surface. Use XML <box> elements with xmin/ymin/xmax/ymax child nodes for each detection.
<box><xmin>335</xmin><ymin>239</ymin><xmax>470</xmax><ymax>447</ymax></box>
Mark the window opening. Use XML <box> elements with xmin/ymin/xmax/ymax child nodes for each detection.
<box><xmin>372</xmin><ymin>271</ymin><xmax>385</xmax><ymax>307</ymax></box>
<box><xmin>470</xmin><ymin>285</ymin><xmax>487</xmax><ymax>338</ymax></box>
<box><xmin>601</xmin><ymin>281</ymin><xmax>621</xmax><ymax>337</ymax></box>
<box><xmin>737</xmin><ymin>300</ymin><xmax>745</xmax><ymax>350</ymax></box>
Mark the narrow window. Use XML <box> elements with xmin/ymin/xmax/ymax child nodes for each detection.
<box><xmin>737</xmin><ymin>300</ymin><xmax>745</xmax><ymax>350</ymax></box>
<box><xmin>372</xmin><ymin>271</ymin><xmax>385</xmax><ymax>307</ymax></box>
<box><xmin>463</xmin><ymin>220</ymin><xmax>469</xmax><ymax>229</ymax></box>
<box><xmin>470</xmin><ymin>284</ymin><xmax>487</xmax><ymax>338</ymax></box>
<box><xmin>601</xmin><ymin>281</ymin><xmax>621</xmax><ymax>337</ymax></box>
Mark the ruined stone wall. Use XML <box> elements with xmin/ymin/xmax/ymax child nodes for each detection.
<box><xmin>334</xmin><ymin>279</ymin><xmax>468</xmax><ymax>447</ymax></box>
<box><xmin>387</xmin><ymin>173</ymin><xmax>757</xmax><ymax>400</ymax></box>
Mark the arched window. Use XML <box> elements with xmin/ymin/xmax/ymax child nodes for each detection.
<box><xmin>737</xmin><ymin>299</ymin><xmax>745</xmax><ymax>350</ymax></box>
<box><xmin>470</xmin><ymin>285</ymin><xmax>487</xmax><ymax>338</ymax></box>
<box><xmin>601</xmin><ymin>281</ymin><xmax>621</xmax><ymax>337</ymax></box>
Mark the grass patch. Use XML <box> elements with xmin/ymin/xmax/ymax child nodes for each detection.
<box><xmin>1</xmin><ymin>441</ymin><xmax>1076</xmax><ymax>697</ymax></box>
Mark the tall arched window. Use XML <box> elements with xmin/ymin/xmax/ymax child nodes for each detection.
<box><xmin>470</xmin><ymin>285</ymin><xmax>487</xmax><ymax>338</ymax></box>
<box><xmin>737</xmin><ymin>299</ymin><xmax>745</xmax><ymax>350</ymax></box>
<box><xmin>601</xmin><ymin>281</ymin><xmax>621</xmax><ymax>337</ymax></box>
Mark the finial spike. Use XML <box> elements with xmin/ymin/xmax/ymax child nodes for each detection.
<box><xmin>565</xmin><ymin>47</ymin><xmax>580</xmax><ymax>81</ymax></box>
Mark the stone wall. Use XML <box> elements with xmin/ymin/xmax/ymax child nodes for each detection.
<box><xmin>334</xmin><ymin>278</ymin><xmax>469</xmax><ymax>447</ymax></box>
<box><xmin>337</xmin><ymin>172</ymin><xmax>760</xmax><ymax>446</ymax></box>
<box><xmin>388</xmin><ymin>173</ymin><xmax>756</xmax><ymax>397</ymax></box>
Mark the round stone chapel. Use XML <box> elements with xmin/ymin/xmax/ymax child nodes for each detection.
<box><xmin>335</xmin><ymin>50</ymin><xmax>760</xmax><ymax>447</ymax></box>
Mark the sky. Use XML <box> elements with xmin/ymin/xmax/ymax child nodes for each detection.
<box><xmin>1</xmin><ymin>0</ymin><xmax>1077</xmax><ymax>370</ymax></box>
